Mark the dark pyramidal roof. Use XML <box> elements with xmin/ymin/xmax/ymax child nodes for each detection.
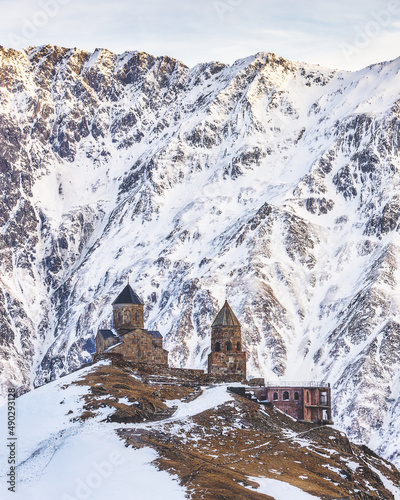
<box><xmin>112</xmin><ymin>284</ymin><xmax>144</xmax><ymax>305</ymax></box>
<box><xmin>212</xmin><ymin>300</ymin><xmax>241</xmax><ymax>327</ymax></box>
<box><xmin>148</xmin><ymin>330</ymin><xmax>163</xmax><ymax>339</ymax></box>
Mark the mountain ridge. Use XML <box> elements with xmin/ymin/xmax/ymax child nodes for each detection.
<box><xmin>1</xmin><ymin>45</ymin><xmax>400</xmax><ymax>468</ymax></box>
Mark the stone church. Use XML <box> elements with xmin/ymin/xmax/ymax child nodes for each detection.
<box><xmin>95</xmin><ymin>285</ymin><xmax>246</xmax><ymax>378</ymax></box>
<box><xmin>94</xmin><ymin>286</ymin><xmax>333</xmax><ymax>422</ymax></box>
<box><xmin>95</xmin><ymin>284</ymin><xmax>169</xmax><ymax>365</ymax></box>
<box><xmin>207</xmin><ymin>300</ymin><xmax>246</xmax><ymax>378</ymax></box>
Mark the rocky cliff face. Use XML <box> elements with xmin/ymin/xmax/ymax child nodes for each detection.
<box><xmin>1</xmin><ymin>44</ymin><xmax>400</xmax><ymax>466</ymax></box>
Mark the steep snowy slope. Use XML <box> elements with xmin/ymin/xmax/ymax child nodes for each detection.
<box><xmin>1</xmin><ymin>44</ymin><xmax>400</xmax><ymax>466</ymax></box>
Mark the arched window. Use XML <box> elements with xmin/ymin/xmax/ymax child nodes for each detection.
<box><xmin>135</xmin><ymin>313</ymin><xmax>138</xmax><ymax>322</ymax></box>
<box><xmin>236</xmin><ymin>342</ymin><xmax>241</xmax><ymax>351</ymax></box>
<box><xmin>273</xmin><ymin>392</ymin><xmax>278</xmax><ymax>401</ymax></box>
<box><xmin>226</xmin><ymin>341</ymin><xmax>232</xmax><ymax>351</ymax></box>
<box><xmin>215</xmin><ymin>342</ymin><xmax>221</xmax><ymax>352</ymax></box>
<box><xmin>294</xmin><ymin>392</ymin><xmax>299</xmax><ymax>401</ymax></box>
<box><xmin>283</xmin><ymin>391</ymin><xmax>289</xmax><ymax>401</ymax></box>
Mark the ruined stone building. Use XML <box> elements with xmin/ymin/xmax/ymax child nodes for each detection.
<box><xmin>249</xmin><ymin>384</ymin><xmax>332</xmax><ymax>422</ymax></box>
<box><xmin>208</xmin><ymin>301</ymin><xmax>246</xmax><ymax>378</ymax></box>
<box><xmin>95</xmin><ymin>284</ymin><xmax>168</xmax><ymax>365</ymax></box>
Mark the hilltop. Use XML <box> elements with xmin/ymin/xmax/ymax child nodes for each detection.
<box><xmin>1</xmin><ymin>360</ymin><xmax>399</xmax><ymax>499</ymax></box>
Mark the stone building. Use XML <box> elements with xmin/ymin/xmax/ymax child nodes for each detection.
<box><xmin>252</xmin><ymin>384</ymin><xmax>332</xmax><ymax>422</ymax></box>
<box><xmin>95</xmin><ymin>284</ymin><xmax>168</xmax><ymax>365</ymax></box>
<box><xmin>208</xmin><ymin>301</ymin><xmax>246</xmax><ymax>378</ymax></box>
<box><xmin>95</xmin><ymin>329</ymin><xmax>119</xmax><ymax>354</ymax></box>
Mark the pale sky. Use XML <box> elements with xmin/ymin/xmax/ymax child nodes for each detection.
<box><xmin>1</xmin><ymin>0</ymin><xmax>400</xmax><ymax>70</ymax></box>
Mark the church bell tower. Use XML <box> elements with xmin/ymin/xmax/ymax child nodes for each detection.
<box><xmin>112</xmin><ymin>284</ymin><xmax>144</xmax><ymax>333</ymax></box>
<box><xmin>208</xmin><ymin>301</ymin><xmax>246</xmax><ymax>378</ymax></box>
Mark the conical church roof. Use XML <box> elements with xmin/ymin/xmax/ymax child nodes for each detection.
<box><xmin>112</xmin><ymin>284</ymin><xmax>144</xmax><ymax>305</ymax></box>
<box><xmin>211</xmin><ymin>300</ymin><xmax>241</xmax><ymax>327</ymax></box>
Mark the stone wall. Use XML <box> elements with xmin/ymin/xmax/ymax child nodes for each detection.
<box><xmin>95</xmin><ymin>334</ymin><xmax>117</xmax><ymax>354</ymax></box>
<box><xmin>110</xmin><ymin>356</ymin><xmax>244</xmax><ymax>383</ymax></box>
<box><xmin>113</xmin><ymin>303</ymin><xmax>144</xmax><ymax>331</ymax></box>
<box><xmin>152</xmin><ymin>338</ymin><xmax>163</xmax><ymax>349</ymax></box>
<box><xmin>112</xmin><ymin>328</ymin><xmax>168</xmax><ymax>366</ymax></box>
<box><xmin>89</xmin><ymin>354</ymin><xmax>244</xmax><ymax>384</ymax></box>
<box><xmin>210</xmin><ymin>325</ymin><xmax>242</xmax><ymax>353</ymax></box>
<box><xmin>207</xmin><ymin>351</ymin><xmax>246</xmax><ymax>377</ymax></box>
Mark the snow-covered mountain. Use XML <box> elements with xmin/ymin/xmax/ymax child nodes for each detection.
<box><xmin>1</xmin><ymin>44</ymin><xmax>400</xmax><ymax>467</ymax></box>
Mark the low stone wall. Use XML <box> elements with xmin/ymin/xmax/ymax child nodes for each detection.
<box><xmin>203</xmin><ymin>373</ymin><xmax>244</xmax><ymax>384</ymax></box>
<box><xmin>248</xmin><ymin>378</ymin><xmax>265</xmax><ymax>387</ymax></box>
<box><xmin>92</xmin><ymin>353</ymin><xmax>245</xmax><ymax>384</ymax></box>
